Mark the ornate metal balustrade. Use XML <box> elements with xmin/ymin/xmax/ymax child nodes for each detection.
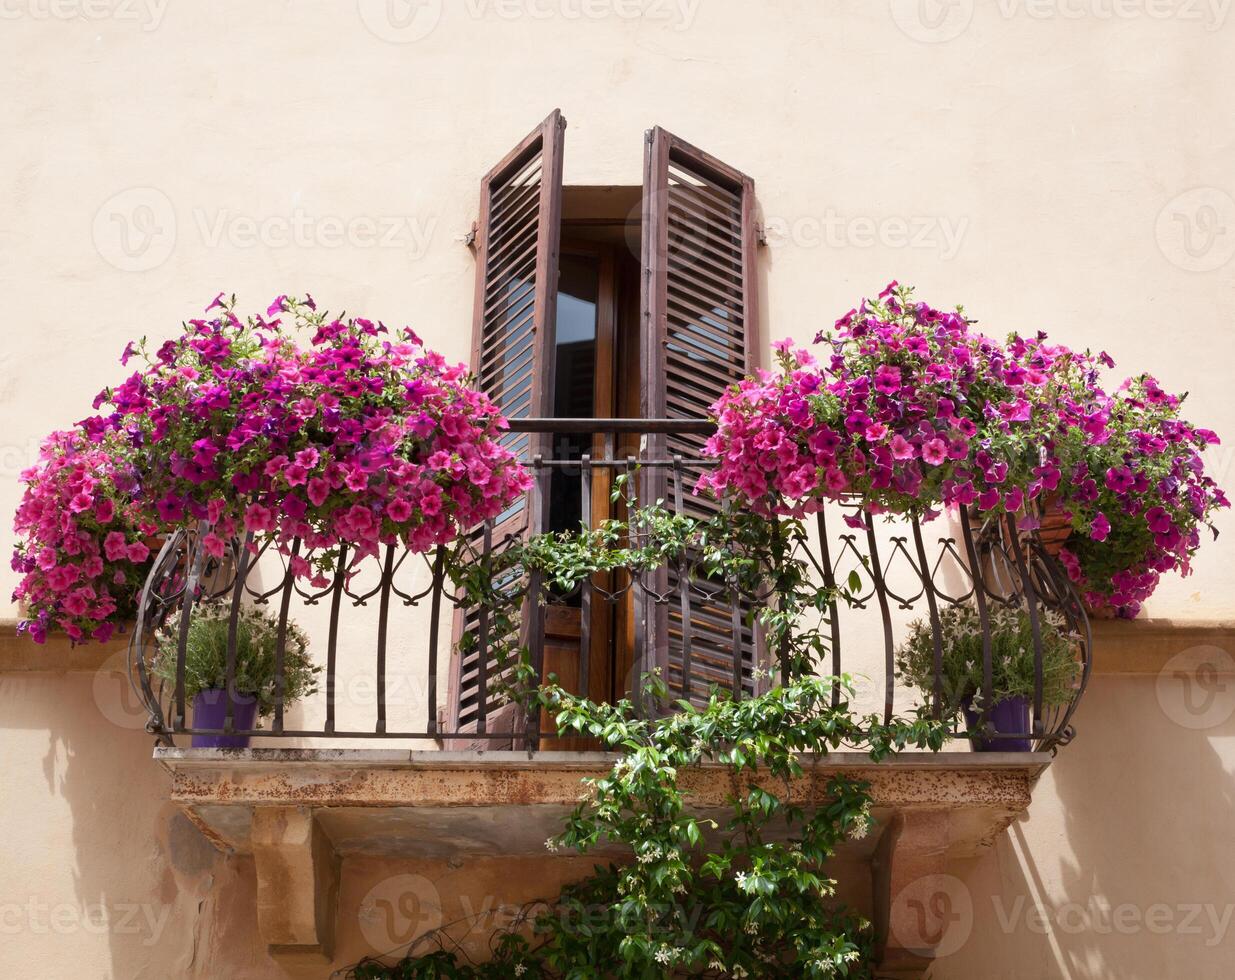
<box><xmin>128</xmin><ymin>419</ymin><xmax>1092</xmax><ymax>752</ymax></box>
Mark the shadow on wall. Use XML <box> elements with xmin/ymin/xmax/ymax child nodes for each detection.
<box><xmin>333</xmin><ymin>854</ymin><xmax>602</xmax><ymax>973</ymax></box>
<box><xmin>932</xmin><ymin>670</ymin><xmax>1235</xmax><ymax>980</ymax></box>
<box><xmin>0</xmin><ymin>664</ymin><xmax>283</xmax><ymax>979</ymax></box>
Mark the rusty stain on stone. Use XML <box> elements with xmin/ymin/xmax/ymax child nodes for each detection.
<box><xmin>158</xmin><ymin>749</ymin><xmax>1044</xmax><ymax>865</ymax></box>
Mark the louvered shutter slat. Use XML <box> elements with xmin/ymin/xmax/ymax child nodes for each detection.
<box><xmin>640</xmin><ymin>126</ymin><xmax>763</xmax><ymax>707</ymax></box>
<box><xmin>445</xmin><ymin>111</ymin><xmax>565</xmax><ymax>746</ymax></box>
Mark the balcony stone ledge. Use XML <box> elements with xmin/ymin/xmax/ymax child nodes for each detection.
<box><xmin>156</xmin><ymin>747</ymin><xmax>1048</xmax><ymax>977</ymax></box>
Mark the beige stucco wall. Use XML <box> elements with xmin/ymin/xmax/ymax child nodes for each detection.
<box><xmin>2</xmin><ymin>2</ymin><xmax>1234</xmax><ymax>977</ymax></box>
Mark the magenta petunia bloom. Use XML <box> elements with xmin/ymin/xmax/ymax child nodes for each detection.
<box><xmin>1090</xmin><ymin>512</ymin><xmax>1111</xmax><ymax>542</ymax></box>
<box><xmin>921</xmin><ymin>438</ymin><xmax>947</xmax><ymax>466</ymax></box>
<box><xmin>1104</xmin><ymin>466</ymin><xmax>1135</xmax><ymax>494</ymax></box>
<box><xmin>1145</xmin><ymin>506</ymin><xmax>1172</xmax><ymax>535</ymax></box>
<box><xmin>977</xmin><ymin>489</ymin><xmax>1001</xmax><ymax>511</ymax></box>
<box><xmin>874</xmin><ymin>365</ymin><xmax>902</xmax><ymax>394</ymax></box>
<box><xmin>889</xmin><ymin>435</ymin><xmax>916</xmax><ymax>461</ymax></box>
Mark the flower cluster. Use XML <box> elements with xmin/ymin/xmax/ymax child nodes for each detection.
<box><xmin>699</xmin><ymin>282</ymin><xmax>1228</xmax><ymax>617</ymax></box>
<box><xmin>1046</xmin><ymin>371</ymin><xmax>1227</xmax><ymax>617</ymax></box>
<box><xmin>697</xmin><ymin>282</ymin><xmax>1061</xmax><ymax>521</ymax></box>
<box><xmin>13</xmin><ymin>294</ymin><xmax>531</xmax><ymax>642</ymax></box>
<box><xmin>11</xmin><ymin>429</ymin><xmax>155</xmax><ymax>643</ymax></box>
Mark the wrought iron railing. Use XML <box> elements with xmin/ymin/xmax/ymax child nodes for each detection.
<box><xmin>128</xmin><ymin>419</ymin><xmax>1091</xmax><ymax>752</ymax></box>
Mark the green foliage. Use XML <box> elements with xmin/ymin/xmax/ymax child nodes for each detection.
<box><xmin>446</xmin><ymin>490</ymin><xmax>854</xmax><ymax>714</ymax></box>
<box><xmin>348</xmin><ymin>676</ymin><xmax>948</xmax><ymax>979</ymax></box>
<box><xmin>152</xmin><ymin>602</ymin><xmax>319</xmax><ymax>715</ymax></box>
<box><xmin>343</xmin><ymin>494</ymin><xmax>951</xmax><ymax>978</ymax></box>
<box><xmin>895</xmin><ymin>603</ymin><xmax>1081</xmax><ymax>710</ymax></box>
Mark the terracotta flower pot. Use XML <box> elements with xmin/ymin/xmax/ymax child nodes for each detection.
<box><xmin>1082</xmin><ymin>597</ymin><xmax>1118</xmax><ymax>619</ymax></box>
<box><xmin>1033</xmin><ymin>497</ymin><xmax>1073</xmax><ymax>558</ymax></box>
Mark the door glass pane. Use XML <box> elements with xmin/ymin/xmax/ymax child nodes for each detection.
<box><xmin>549</xmin><ymin>253</ymin><xmax>600</xmax><ymax>538</ymax></box>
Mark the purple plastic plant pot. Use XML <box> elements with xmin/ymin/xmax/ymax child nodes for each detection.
<box><xmin>961</xmin><ymin>695</ymin><xmax>1031</xmax><ymax>752</ymax></box>
<box><xmin>191</xmin><ymin>689</ymin><xmax>259</xmax><ymax>748</ymax></box>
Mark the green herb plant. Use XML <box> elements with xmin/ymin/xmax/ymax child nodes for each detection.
<box><xmin>153</xmin><ymin>601</ymin><xmax>319</xmax><ymax>715</ymax></box>
<box><xmin>895</xmin><ymin>603</ymin><xmax>1081</xmax><ymax>713</ymax></box>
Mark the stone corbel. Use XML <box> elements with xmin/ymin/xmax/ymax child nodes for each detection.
<box><xmin>871</xmin><ymin>809</ymin><xmax>956</xmax><ymax>979</ymax></box>
<box><xmin>250</xmin><ymin>807</ymin><xmax>340</xmax><ymax>975</ymax></box>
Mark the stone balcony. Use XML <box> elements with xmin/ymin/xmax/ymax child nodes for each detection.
<box><xmin>157</xmin><ymin>746</ymin><xmax>1050</xmax><ymax>979</ymax></box>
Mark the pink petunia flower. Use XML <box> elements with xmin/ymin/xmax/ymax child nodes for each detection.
<box><xmin>306</xmin><ymin>478</ymin><xmax>331</xmax><ymax>507</ymax></box>
<box><xmin>889</xmin><ymin>435</ymin><xmax>916</xmax><ymax>461</ymax></box>
<box><xmin>921</xmin><ymin>438</ymin><xmax>947</xmax><ymax>466</ymax></box>
<box><xmin>103</xmin><ymin>532</ymin><xmax>130</xmax><ymax>563</ymax></box>
<box><xmin>283</xmin><ymin>462</ymin><xmax>309</xmax><ymax>487</ymax></box>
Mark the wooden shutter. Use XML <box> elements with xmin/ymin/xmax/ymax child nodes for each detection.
<box><xmin>444</xmin><ymin>110</ymin><xmax>565</xmax><ymax>746</ymax></box>
<box><xmin>640</xmin><ymin>126</ymin><xmax>763</xmax><ymax>705</ymax></box>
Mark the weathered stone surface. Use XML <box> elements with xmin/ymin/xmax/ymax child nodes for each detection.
<box><xmin>156</xmin><ymin>748</ymin><xmax>1047</xmax><ymax>979</ymax></box>
<box><xmin>250</xmin><ymin>806</ymin><xmax>339</xmax><ymax>966</ymax></box>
